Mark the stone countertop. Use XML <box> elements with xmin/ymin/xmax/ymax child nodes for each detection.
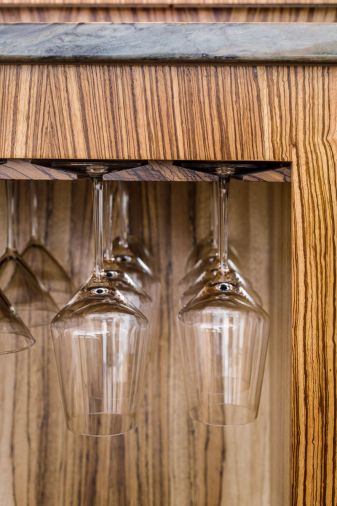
<box><xmin>0</xmin><ymin>23</ymin><xmax>336</xmax><ymax>63</ymax></box>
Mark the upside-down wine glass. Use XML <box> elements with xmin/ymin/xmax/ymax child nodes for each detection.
<box><xmin>112</xmin><ymin>181</ymin><xmax>154</xmax><ymax>272</ymax></box>
<box><xmin>51</xmin><ymin>163</ymin><xmax>149</xmax><ymax>436</ymax></box>
<box><xmin>103</xmin><ymin>182</ymin><xmax>152</xmax><ymax>317</ymax></box>
<box><xmin>179</xmin><ymin>179</ymin><xmax>262</xmax><ymax>308</ymax></box>
<box><xmin>21</xmin><ymin>181</ymin><xmax>74</xmax><ymax>307</ymax></box>
<box><xmin>178</xmin><ymin>167</ymin><xmax>269</xmax><ymax>426</ymax></box>
<box><xmin>107</xmin><ymin>182</ymin><xmax>159</xmax><ymax>301</ymax></box>
<box><xmin>103</xmin><ymin>181</ymin><xmax>160</xmax><ymax>330</ymax></box>
<box><xmin>180</xmin><ymin>160</ymin><xmax>289</xmax><ymax>284</ymax></box>
<box><xmin>0</xmin><ymin>289</ymin><xmax>35</xmax><ymax>354</ymax></box>
<box><xmin>32</xmin><ymin>160</ymin><xmax>157</xmax><ymax>295</ymax></box>
<box><xmin>184</xmin><ymin>181</ymin><xmax>219</xmax><ymax>273</ymax></box>
<box><xmin>177</xmin><ymin>163</ymin><xmax>264</xmax><ymax>306</ymax></box>
<box><xmin>0</xmin><ymin>181</ymin><xmax>58</xmax><ymax>328</ymax></box>
<box><xmin>103</xmin><ymin>181</ymin><xmax>158</xmax><ymax>362</ymax></box>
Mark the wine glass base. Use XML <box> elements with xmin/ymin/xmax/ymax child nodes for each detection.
<box><xmin>174</xmin><ymin>160</ymin><xmax>290</xmax><ymax>178</ymax></box>
<box><xmin>31</xmin><ymin>159</ymin><xmax>148</xmax><ymax>177</ymax></box>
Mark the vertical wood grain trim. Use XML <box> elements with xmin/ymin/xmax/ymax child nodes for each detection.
<box><xmin>290</xmin><ymin>65</ymin><xmax>337</xmax><ymax>505</ymax></box>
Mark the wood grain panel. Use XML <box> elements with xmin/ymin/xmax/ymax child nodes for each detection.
<box><xmin>0</xmin><ymin>65</ymin><xmax>288</xmax><ymax>160</ymax></box>
<box><xmin>0</xmin><ymin>61</ymin><xmax>335</xmax><ymax>503</ymax></box>
<box><xmin>0</xmin><ymin>7</ymin><xmax>336</xmax><ymax>22</ymax></box>
<box><xmin>0</xmin><ymin>179</ymin><xmax>291</xmax><ymax>506</ymax></box>
<box><xmin>290</xmin><ymin>67</ymin><xmax>337</xmax><ymax>506</ymax></box>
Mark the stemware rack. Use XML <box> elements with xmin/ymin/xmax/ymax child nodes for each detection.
<box><xmin>0</xmin><ymin>159</ymin><xmax>291</xmax><ymax>182</ymax></box>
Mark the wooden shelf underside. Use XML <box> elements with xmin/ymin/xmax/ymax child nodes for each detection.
<box><xmin>0</xmin><ymin>160</ymin><xmax>291</xmax><ymax>181</ymax></box>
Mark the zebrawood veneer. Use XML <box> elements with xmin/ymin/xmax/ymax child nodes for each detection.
<box><xmin>0</xmin><ymin>7</ymin><xmax>336</xmax><ymax>23</ymax></box>
<box><xmin>0</xmin><ymin>19</ymin><xmax>335</xmax><ymax>506</ymax></box>
<box><xmin>0</xmin><ymin>61</ymin><xmax>335</xmax><ymax>505</ymax></box>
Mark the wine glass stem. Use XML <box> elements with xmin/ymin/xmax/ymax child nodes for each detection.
<box><xmin>212</xmin><ymin>181</ymin><xmax>219</xmax><ymax>248</ymax></box>
<box><xmin>6</xmin><ymin>180</ymin><xmax>17</xmax><ymax>251</ymax></box>
<box><xmin>30</xmin><ymin>180</ymin><xmax>39</xmax><ymax>240</ymax></box>
<box><xmin>93</xmin><ymin>177</ymin><xmax>104</xmax><ymax>280</ymax></box>
<box><xmin>218</xmin><ymin>176</ymin><xmax>230</xmax><ymax>271</ymax></box>
<box><xmin>120</xmin><ymin>182</ymin><xmax>129</xmax><ymax>245</ymax></box>
<box><xmin>104</xmin><ymin>182</ymin><xmax>114</xmax><ymax>260</ymax></box>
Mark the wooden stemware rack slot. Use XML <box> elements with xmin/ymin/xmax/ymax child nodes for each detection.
<box><xmin>0</xmin><ymin>160</ymin><xmax>291</xmax><ymax>182</ymax></box>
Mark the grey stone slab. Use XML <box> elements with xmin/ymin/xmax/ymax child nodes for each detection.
<box><xmin>0</xmin><ymin>23</ymin><xmax>336</xmax><ymax>63</ymax></box>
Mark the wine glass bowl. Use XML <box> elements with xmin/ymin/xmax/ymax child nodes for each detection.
<box><xmin>51</xmin><ymin>276</ymin><xmax>148</xmax><ymax>436</ymax></box>
<box><xmin>22</xmin><ymin>238</ymin><xmax>74</xmax><ymax>308</ymax></box>
<box><xmin>21</xmin><ymin>181</ymin><xmax>74</xmax><ymax>308</ymax></box>
<box><xmin>113</xmin><ymin>235</ymin><xmax>153</xmax><ymax>267</ymax></box>
<box><xmin>179</xmin><ymin>280</ymin><xmax>269</xmax><ymax>425</ymax></box>
<box><xmin>0</xmin><ymin>181</ymin><xmax>58</xmax><ymax>327</ymax></box>
<box><xmin>0</xmin><ymin>246</ymin><xmax>58</xmax><ymax>327</ymax></box>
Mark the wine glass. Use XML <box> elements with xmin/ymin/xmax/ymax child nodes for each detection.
<box><xmin>111</xmin><ymin>181</ymin><xmax>154</xmax><ymax>271</ymax></box>
<box><xmin>104</xmin><ymin>180</ymin><xmax>160</xmax><ymax>310</ymax></box>
<box><xmin>179</xmin><ymin>180</ymin><xmax>262</xmax><ymax>308</ymax></box>
<box><xmin>0</xmin><ymin>181</ymin><xmax>58</xmax><ymax>327</ymax></box>
<box><xmin>104</xmin><ymin>183</ymin><xmax>152</xmax><ymax>309</ymax></box>
<box><xmin>184</xmin><ymin>181</ymin><xmax>218</xmax><ymax>273</ymax></box>
<box><xmin>0</xmin><ymin>289</ymin><xmax>35</xmax><ymax>354</ymax></box>
<box><xmin>179</xmin><ymin>181</ymin><xmax>238</xmax><ymax>284</ymax></box>
<box><xmin>51</xmin><ymin>164</ymin><xmax>149</xmax><ymax>437</ymax></box>
<box><xmin>178</xmin><ymin>168</ymin><xmax>269</xmax><ymax>426</ymax></box>
<box><xmin>103</xmin><ymin>182</ymin><xmax>156</xmax><ymax>359</ymax></box>
<box><xmin>21</xmin><ymin>181</ymin><xmax>74</xmax><ymax>307</ymax></box>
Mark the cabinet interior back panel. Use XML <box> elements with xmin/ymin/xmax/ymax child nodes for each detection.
<box><xmin>0</xmin><ymin>180</ymin><xmax>291</xmax><ymax>505</ymax></box>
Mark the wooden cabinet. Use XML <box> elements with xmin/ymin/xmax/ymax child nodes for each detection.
<box><xmin>0</xmin><ymin>17</ymin><xmax>335</xmax><ymax>506</ymax></box>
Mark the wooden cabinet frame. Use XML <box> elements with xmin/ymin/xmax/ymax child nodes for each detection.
<box><xmin>0</xmin><ymin>23</ymin><xmax>336</xmax><ymax>504</ymax></box>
